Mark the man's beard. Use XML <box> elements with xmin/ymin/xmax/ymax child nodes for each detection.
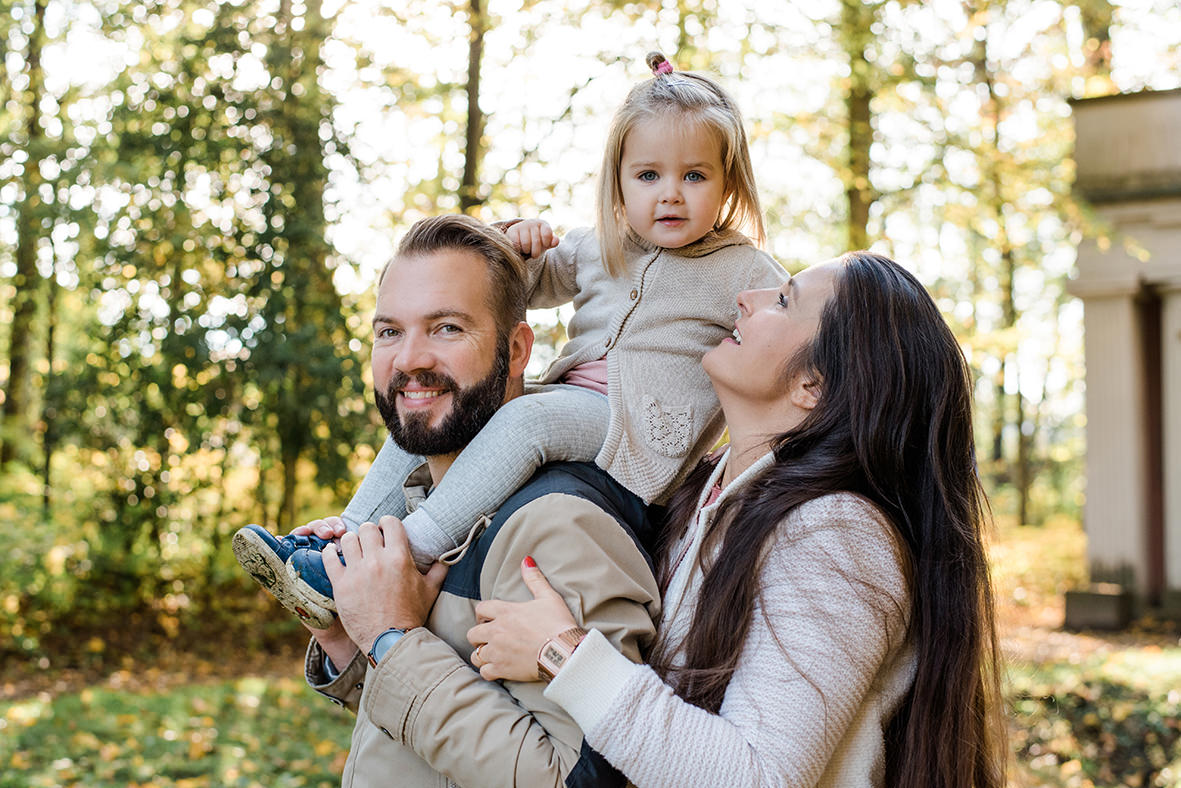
<box><xmin>374</xmin><ymin>337</ymin><xmax>510</xmax><ymax>457</ymax></box>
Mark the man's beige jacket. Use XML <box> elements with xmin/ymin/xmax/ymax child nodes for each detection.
<box><xmin>305</xmin><ymin>461</ymin><xmax>661</xmax><ymax>787</ymax></box>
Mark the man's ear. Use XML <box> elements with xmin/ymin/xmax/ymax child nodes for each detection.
<box><xmin>789</xmin><ymin>374</ymin><xmax>821</xmax><ymax>412</ymax></box>
<box><xmin>507</xmin><ymin>321</ymin><xmax>534</xmax><ymax>378</ymax></box>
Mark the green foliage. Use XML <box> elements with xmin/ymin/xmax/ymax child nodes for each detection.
<box><xmin>0</xmin><ymin>677</ymin><xmax>354</xmax><ymax>787</ymax></box>
<box><xmin>1</xmin><ymin>0</ymin><xmax>1179</xmax><ymax>685</ymax></box>
<box><xmin>1008</xmin><ymin>654</ymin><xmax>1181</xmax><ymax>787</ymax></box>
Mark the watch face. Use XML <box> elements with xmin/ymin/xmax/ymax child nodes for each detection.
<box><xmin>542</xmin><ymin>644</ymin><xmax>567</xmax><ymax>670</ymax></box>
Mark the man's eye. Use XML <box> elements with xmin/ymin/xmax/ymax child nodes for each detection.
<box><xmin>438</xmin><ymin>324</ymin><xmax>462</xmax><ymax>334</ymax></box>
<box><xmin>377</xmin><ymin>327</ymin><xmax>400</xmax><ymax>338</ymax></box>
<box><xmin>638</xmin><ymin>171</ymin><xmax>657</xmax><ymax>182</ymax></box>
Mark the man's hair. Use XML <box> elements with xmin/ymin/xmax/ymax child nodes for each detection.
<box><xmin>386</xmin><ymin>214</ymin><xmax>529</xmax><ymax>335</ymax></box>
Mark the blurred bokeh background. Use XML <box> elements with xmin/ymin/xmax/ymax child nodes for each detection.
<box><xmin>1</xmin><ymin>0</ymin><xmax>1180</xmax><ymax>785</ymax></box>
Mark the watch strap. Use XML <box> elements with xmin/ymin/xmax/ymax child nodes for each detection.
<box><xmin>537</xmin><ymin>626</ymin><xmax>589</xmax><ymax>682</ymax></box>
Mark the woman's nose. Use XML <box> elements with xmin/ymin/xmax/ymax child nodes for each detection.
<box><xmin>735</xmin><ymin>290</ymin><xmax>753</xmax><ymax>315</ymax></box>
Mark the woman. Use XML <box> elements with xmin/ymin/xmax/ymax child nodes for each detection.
<box><xmin>467</xmin><ymin>252</ymin><xmax>1007</xmax><ymax>787</ymax></box>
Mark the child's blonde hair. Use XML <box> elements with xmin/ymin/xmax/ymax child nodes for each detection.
<box><xmin>595</xmin><ymin>52</ymin><xmax>766</xmax><ymax>277</ymax></box>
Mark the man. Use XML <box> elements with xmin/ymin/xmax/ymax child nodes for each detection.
<box><xmin>302</xmin><ymin>214</ymin><xmax>660</xmax><ymax>787</ymax></box>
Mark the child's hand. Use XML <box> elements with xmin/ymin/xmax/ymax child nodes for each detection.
<box><xmin>292</xmin><ymin>515</ymin><xmax>347</xmax><ymax>541</ymax></box>
<box><xmin>505</xmin><ymin>219</ymin><xmax>558</xmax><ymax>260</ymax></box>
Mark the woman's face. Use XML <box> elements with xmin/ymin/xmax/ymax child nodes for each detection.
<box><xmin>703</xmin><ymin>260</ymin><xmax>840</xmax><ymax>425</ymax></box>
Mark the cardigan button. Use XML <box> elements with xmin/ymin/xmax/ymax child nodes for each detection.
<box><xmin>629</xmin><ymin>289</ymin><xmax>638</xmax><ymax>300</ymax></box>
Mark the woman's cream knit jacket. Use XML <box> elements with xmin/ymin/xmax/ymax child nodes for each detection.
<box><xmin>544</xmin><ymin>450</ymin><xmax>918</xmax><ymax>787</ymax></box>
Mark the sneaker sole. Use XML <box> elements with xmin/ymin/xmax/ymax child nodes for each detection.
<box><xmin>232</xmin><ymin>528</ymin><xmax>337</xmax><ymax>629</ymax></box>
<box><xmin>286</xmin><ymin>560</ymin><xmax>338</xmax><ymax>614</ymax></box>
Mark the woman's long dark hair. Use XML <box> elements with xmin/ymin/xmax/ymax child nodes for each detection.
<box><xmin>651</xmin><ymin>252</ymin><xmax>1005</xmax><ymax>787</ymax></box>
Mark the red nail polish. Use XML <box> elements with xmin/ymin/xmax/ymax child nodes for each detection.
<box><xmin>523</xmin><ymin>555</ymin><xmax>537</xmax><ymax>569</ymax></box>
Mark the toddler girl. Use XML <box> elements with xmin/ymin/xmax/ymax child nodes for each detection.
<box><xmin>233</xmin><ymin>52</ymin><xmax>785</xmax><ymax>627</ymax></box>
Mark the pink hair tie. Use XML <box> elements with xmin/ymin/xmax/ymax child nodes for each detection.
<box><xmin>646</xmin><ymin>51</ymin><xmax>675</xmax><ymax>76</ymax></box>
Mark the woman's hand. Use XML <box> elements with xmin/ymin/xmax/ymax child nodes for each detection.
<box><xmin>467</xmin><ymin>557</ymin><xmax>578</xmax><ymax>682</ymax></box>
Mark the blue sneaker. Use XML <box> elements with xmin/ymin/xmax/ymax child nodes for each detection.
<box><xmin>285</xmin><ymin>546</ymin><xmax>343</xmax><ymax>619</ymax></box>
<box><xmin>232</xmin><ymin>525</ymin><xmax>338</xmax><ymax>628</ymax></box>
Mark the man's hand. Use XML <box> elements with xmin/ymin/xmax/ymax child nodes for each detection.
<box><xmin>324</xmin><ymin>516</ymin><xmax>449</xmax><ymax>655</ymax></box>
<box><xmin>505</xmin><ymin>219</ymin><xmax>558</xmax><ymax>260</ymax></box>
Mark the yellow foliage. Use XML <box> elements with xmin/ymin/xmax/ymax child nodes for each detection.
<box><xmin>45</xmin><ymin>546</ymin><xmax>68</xmax><ymax>576</ymax></box>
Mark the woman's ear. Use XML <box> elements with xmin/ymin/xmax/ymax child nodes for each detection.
<box><xmin>789</xmin><ymin>374</ymin><xmax>822</xmax><ymax>412</ymax></box>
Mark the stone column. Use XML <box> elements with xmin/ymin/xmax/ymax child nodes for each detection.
<box><xmin>1074</xmin><ymin>284</ymin><xmax>1150</xmax><ymax>593</ymax></box>
<box><xmin>1163</xmin><ymin>282</ymin><xmax>1181</xmax><ymax>609</ymax></box>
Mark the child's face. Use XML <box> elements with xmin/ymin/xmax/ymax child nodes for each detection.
<box><xmin>618</xmin><ymin>117</ymin><xmax>726</xmax><ymax>250</ymax></box>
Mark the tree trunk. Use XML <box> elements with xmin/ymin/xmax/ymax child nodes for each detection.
<box><xmin>2</xmin><ymin>0</ymin><xmax>46</xmax><ymax>469</ymax></box>
<box><xmin>969</xmin><ymin>1</ymin><xmax>1032</xmax><ymax>515</ymax></box>
<box><xmin>41</xmin><ymin>255</ymin><xmax>57</xmax><ymax>515</ymax></box>
<box><xmin>1075</xmin><ymin>0</ymin><xmax>1114</xmax><ymax>86</ymax></box>
<box><xmin>279</xmin><ymin>458</ymin><xmax>295</xmax><ymax>532</ymax></box>
<box><xmin>458</xmin><ymin>0</ymin><xmax>485</xmax><ymax>213</ymax></box>
<box><xmin>841</xmin><ymin>0</ymin><xmax>874</xmax><ymax>251</ymax></box>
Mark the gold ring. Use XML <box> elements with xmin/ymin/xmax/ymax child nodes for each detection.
<box><xmin>474</xmin><ymin>644</ymin><xmax>485</xmax><ymax>664</ymax></box>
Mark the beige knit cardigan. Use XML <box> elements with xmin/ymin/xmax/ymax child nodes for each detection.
<box><xmin>527</xmin><ymin>227</ymin><xmax>785</xmax><ymax>503</ymax></box>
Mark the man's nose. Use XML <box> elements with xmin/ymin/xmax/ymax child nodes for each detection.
<box><xmin>393</xmin><ymin>332</ymin><xmax>434</xmax><ymax>372</ymax></box>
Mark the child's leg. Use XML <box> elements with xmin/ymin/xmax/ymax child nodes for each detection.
<box><xmin>400</xmin><ymin>384</ymin><xmax>609</xmax><ymax>565</ymax></box>
<box><xmin>339</xmin><ymin>436</ymin><xmax>422</xmax><ymax>529</ymax></box>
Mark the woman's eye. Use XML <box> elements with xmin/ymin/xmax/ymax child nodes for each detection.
<box><xmin>638</xmin><ymin>171</ymin><xmax>657</xmax><ymax>182</ymax></box>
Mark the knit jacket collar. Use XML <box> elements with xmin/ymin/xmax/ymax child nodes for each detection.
<box><xmin>625</xmin><ymin>226</ymin><xmax>753</xmax><ymax>259</ymax></box>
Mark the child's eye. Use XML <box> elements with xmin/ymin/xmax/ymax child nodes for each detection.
<box><xmin>637</xmin><ymin>171</ymin><xmax>658</xmax><ymax>182</ymax></box>
<box><xmin>777</xmin><ymin>293</ymin><xmax>788</xmax><ymax>308</ymax></box>
<box><xmin>685</xmin><ymin>171</ymin><xmax>705</xmax><ymax>182</ymax></box>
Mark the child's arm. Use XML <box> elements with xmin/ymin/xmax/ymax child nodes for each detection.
<box><xmin>504</xmin><ymin>218</ymin><xmax>558</xmax><ymax>260</ymax></box>
<box><xmin>399</xmin><ymin>384</ymin><xmax>610</xmax><ymax>567</ymax></box>
<box><xmin>498</xmin><ymin>218</ymin><xmax>589</xmax><ymax>309</ymax></box>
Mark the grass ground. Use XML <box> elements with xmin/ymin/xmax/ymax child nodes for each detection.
<box><xmin>3</xmin><ymin>515</ymin><xmax>1179</xmax><ymax>787</ymax></box>
<box><xmin>992</xmin><ymin>516</ymin><xmax>1181</xmax><ymax>787</ymax></box>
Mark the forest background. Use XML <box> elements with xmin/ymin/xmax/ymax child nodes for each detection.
<box><xmin>1</xmin><ymin>0</ymin><xmax>1180</xmax><ymax>785</ymax></box>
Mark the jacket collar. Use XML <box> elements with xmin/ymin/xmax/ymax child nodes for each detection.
<box><xmin>625</xmin><ymin>227</ymin><xmax>753</xmax><ymax>259</ymax></box>
<box><xmin>696</xmin><ymin>447</ymin><xmax>778</xmax><ymax>514</ymax></box>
